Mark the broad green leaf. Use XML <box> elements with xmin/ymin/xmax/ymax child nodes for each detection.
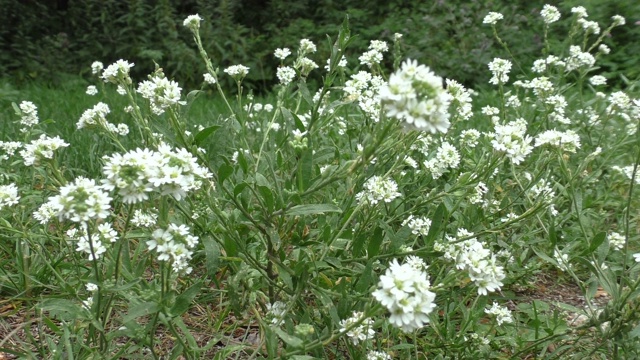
<box><xmin>286</xmin><ymin>204</ymin><xmax>342</xmax><ymax>216</ymax></box>
<box><xmin>368</xmin><ymin>226</ymin><xmax>384</xmax><ymax>258</ymax></box>
<box><xmin>273</xmin><ymin>327</ymin><xmax>303</xmax><ymax>348</ymax></box>
<box><xmin>38</xmin><ymin>298</ymin><xmax>83</xmax><ymax>321</ymax></box>
<box><xmin>218</xmin><ymin>163</ymin><xmax>234</xmax><ymax>186</ymax></box>
<box><xmin>122</xmin><ymin>302</ymin><xmax>159</xmax><ymax>323</ymax></box>
<box><xmin>194</xmin><ymin>125</ymin><xmax>221</xmax><ymax>146</ymax></box>
<box><xmin>426</xmin><ymin>203</ymin><xmax>446</xmax><ymax>245</ymax></box>
<box><xmin>203</xmin><ymin>237</ymin><xmax>221</xmax><ymax>277</ymax></box>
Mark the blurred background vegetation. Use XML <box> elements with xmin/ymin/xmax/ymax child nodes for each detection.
<box><xmin>0</xmin><ymin>0</ymin><xmax>638</xmax><ymax>92</ymax></box>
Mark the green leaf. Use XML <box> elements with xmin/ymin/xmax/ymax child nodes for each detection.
<box><xmin>171</xmin><ymin>282</ymin><xmax>202</xmax><ymax>317</ymax></box>
<box><xmin>584</xmin><ymin>231</ymin><xmax>607</xmax><ymax>256</ymax></box>
<box><xmin>194</xmin><ymin>125</ymin><xmax>221</xmax><ymax>146</ymax></box>
<box><xmin>426</xmin><ymin>203</ymin><xmax>446</xmax><ymax>245</ymax></box>
<box><xmin>233</xmin><ymin>182</ymin><xmax>249</xmax><ymax>198</ymax></box>
<box><xmin>203</xmin><ymin>237</ymin><xmax>221</xmax><ymax>277</ymax></box>
<box><xmin>355</xmin><ymin>260</ymin><xmax>374</xmax><ymax>292</ymax></box>
<box><xmin>286</xmin><ymin>204</ymin><xmax>342</xmax><ymax>216</ymax></box>
<box><xmin>218</xmin><ymin>163</ymin><xmax>234</xmax><ymax>186</ymax></box>
<box><xmin>297</xmin><ymin>148</ymin><xmax>313</xmax><ymax>192</ymax></box>
<box><xmin>122</xmin><ymin>302</ymin><xmax>159</xmax><ymax>323</ymax></box>
<box><xmin>273</xmin><ymin>327</ymin><xmax>303</xmax><ymax>348</ymax></box>
<box><xmin>38</xmin><ymin>298</ymin><xmax>84</xmax><ymax>321</ymax></box>
<box><xmin>213</xmin><ymin>345</ymin><xmax>249</xmax><ymax>360</ymax></box>
<box><xmin>368</xmin><ymin>226</ymin><xmax>384</xmax><ymax>258</ymax></box>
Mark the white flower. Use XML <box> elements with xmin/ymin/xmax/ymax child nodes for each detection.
<box><xmin>91</xmin><ymin>61</ymin><xmax>104</xmax><ymax>75</ymax></box>
<box><xmin>20</xmin><ymin>134</ymin><xmax>69</xmax><ymax>166</ymax></box>
<box><xmin>488</xmin><ymin>58</ymin><xmax>512</xmax><ymax>85</ymax></box>
<box><xmin>590</xmin><ymin>75</ymin><xmax>607</xmax><ymax>86</ymax></box>
<box><xmin>274</xmin><ymin>47</ymin><xmax>291</xmax><ymax>60</ymax></box>
<box><xmin>402</xmin><ymin>215</ymin><xmax>432</xmax><ymax>236</ymax></box>
<box><xmin>203</xmin><ymin>73</ymin><xmax>216</xmax><ymax>85</ymax></box>
<box><xmin>565</xmin><ymin>46</ymin><xmax>595</xmax><ymax>71</ymax></box>
<box><xmin>0</xmin><ymin>183</ymin><xmax>20</xmax><ymax>210</ymax></box>
<box><xmin>101</xmin><ymin>59</ymin><xmax>135</xmax><ymax>84</ymax></box>
<box><xmin>372</xmin><ymin>259</ymin><xmax>436</xmax><ymax>332</ymax></box>
<box><xmin>85</xmin><ymin>85</ymin><xmax>98</xmax><ymax>96</ymax></box>
<box><xmin>266</xmin><ymin>301</ymin><xmax>287</xmax><ymax>325</ymax></box>
<box><xmin>612</xmin><ymin>15</ymin><xmax>625</xmax><ymax>27</ymax></box>
<box><xmin>488</xmin><ymin>118</ymin><xmax>533</xmax><ymax>165</ymax></box>
<box><xmin>136</xmin><ymin>76</ymin><xmax>185</xmax><ymax>115</ymax></box>
<box><xmin>634</xmin><ymin>253</ymin><xmax>640</xmax><ymax>263</ymax></box>
<box><xmin>131</xmin><ymin>209</ymin><xmax>158</xmax><ymax>227</ymax></box>
<box><xmin>355</xmin><ymin>176</ymin><xmax>401</xmax><ymax>205</ymax></box>
<box><xmin>19</xmin><ymin>101</ymin><xmax>39</xmax><ymax>128</ymax></box>
<box><xmin>379</xmin><ymin>59</ymin><xmax>452</xmax><ymax>133</ymax></box>
<box><xmin>541</xmin><ymin>4</ymin><xmax>561</xmax><ymax>24</ymax></box>
<box><xmin>483</xmin><ymin>12</ymin><xmax>504</xmax><ymax>25</ymax></box>
<box><xmin>367</xmin><ymin>351</ymin><xmax>392</xmax><ymax>360</ymax></box>
<box><xmin>607</xmin><ymin>231</ymin><xmax>626</xmax><ymax>251</ymax></box>
<box><xmin>47</xmin><ymin>177</ymin><xmax>112</xmax><ymax>223</ymax></box>
<box><xmin>535</xmin><ymin>129</ymin><xmax>581</xmax><ymax>153</ymax></box>
<box><xmin>276</xmin><ymin>66</ymin><xmax>296</xmax><ymax>85</ymax></box>
<box><xmin>339</xmin><ymin>311</ymin><xmax>375</xmax><ymax>345</ymax></box>
<box><xmin>299</xmin><ymin>39</ymin><xmax>316</xmax><ymax>55</ymax></box>
<box><xmin>183</xmin><ymin>14</ymin><xmax>202</xmax><ymax>30</ymax></box>
<box><xmin>485</xmin><ymin>302</ymin><xmax>513</xmax><ymax>325</ymax></box>
<box><xmin>77</xmin><ymin>102</ymin><xmax>111</xmax><ymax>129</ymax></box>
<box><xmin>85</xmin><ymin>283</ymin><xmax>98</xmax><ymax>292</ymax></box>
<box><xmin>571</xmin><ymin>6</ymin><xmax>588</xmax><ymax>18</ymax></box>
<box><xmin>224</xmin><ymin>64</ymin><xmax>250</xmax><ymax>79</ymax></box>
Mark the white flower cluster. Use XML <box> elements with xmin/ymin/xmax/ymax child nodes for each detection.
<box><xmin>19</xmin><ymin>101</ymin><xmax>39</xmax><ymax>128</ymax></box>
<box><xmin>485</xmin><ymin>302</ymin><xmax>513</xmax><ymax>326</ymax></box>
<box><xmin>540</xmin><ymin>4</ymin><xmax>561</xmax><ymax>24</ymax></box>
<box><xmin>590</xmin><ymin>75</ymin><xmax>607</xmax><ymax>86</ymax></box>
<box><xmin>355</xmin><ymin>175</ymin><xmax>401</xmax><ymax>205</ymax></box>
<box><xmin>295</xmin><ymin>57</ymin><xmax>319</xmax><ymax>77</ymax></box>
<box><xmin>224</xmin><ymin>65</ymin><xmax>250</xmax><ymax>80</ymax></box>
<box><xmin>469</xmin><ymin>182</ymin><xmax>488</xmax><ymax>205</ymax></box>
<box><xmin>102</xmin><ymin>144</ymin><xmax>212</xmax><ymax>204</ymax></box>
<box><xmin>372</xmin><ymin>259</ymin><xmax>436</xmax><ymax>332</ymax></box>
<box><xmin>86</xmin><ymin>85</ymin><xmax>98</xmax><ymax>96</ymax></box>
<box><xmin>423</xmin><ymin>141</ymin><xmax>460</xmax><ymax>179</ymax></box>
<box><xmin>578</xmin><ymin>18</ymin><xmax>600</xmax><ymax>35</ymax></box>
<box><xmin>76</xmin><ymin>102</ymin><xmax>128</xmax><ymax>135</ymax></box>
<box><xmin>531</xmin><ymin>55</ymin><xmax>565</xmax><ymax>73</ymax></box>
<box><xmin>488</xmin><ymin>58</ymin><xmax>512</xmax><ymax>85</ymax></box>
<box><xmin>325</xmin><ymin>55</ymin><xmax>347</xmax><ymax>71</ymax></box>
<box><xmin>343</xmin><ymin>71</ymin><xmax>385</xmax><ymax>119</ymax></box>
<box><xmin>359</xmin><ymin>40</ymin><xmax>388</xmax><ymax>68</ymax></box>
<box><xmin>446</xmin><ymin>79</ymin><xmax>473</xmax><ymax>121</ymax></box>
<box><xmin>380</xmin><ymin>59</ymin><xmax>452</xmax><ymax>133</ymax></box>
<box><xmin>571</xmin><ymin>6</ymin><xmax>588</xmax><ymax>18</ymax></box>
<box><xmin>460</xmin><ymin>129</ymin><xmax>481</xmax><ymax>148</ymax></box>
<box><xmin>137</xmin><ymin>76</ymin><xmax>185</xmax><ymax>115</ymax></box>
<box><xmin>266</xmin><ymin>301</ymin><xmax>287</xmax><ymax>325</ymax></box>
<box><xmin>131</xmin><ymin>209</ymin><xmax>158</xmax><ymax>228</ymax></box>
<box><xmin>339</xmin><ymin>311</ymin><xmax>375</xmax><ymax>345</ymax></box>
<box><xmin>276</xmin><ymin>66</ymin><xmax>296</xmax><ymax>85</ymax></box>
<box><xmin>0</xmin><ymin>183</ymin><xmax>20</xmax><ymax>210</ymax></box>
<box><xmin>528</xmin><ymin>178</ymin><xmax>558</xmax><ymax>216</ymax></box>
<box><xmin>298</xmin><ymin>38</ymin><xmax>317</xmax><ymax>56</ymax></box>
<box><xmin>182</xmin><ymin>14</ymin><xmax>202</xmax><ymax>30</ymax></box>
<box><xmin>535</xmin><ymin>129</ymin><xmax>581</xmax><ymax>153</ymax></box>
<box><xmin>488</xmin><ymin>118</ymin><xmax>533</xmax><ymax>165</ymax></box>
<box><xmin>147</xmin><ymin>223</ymin><xmax>198</xmax><ymax>274</ymax></box>
<box><xmin>435</xmin><ymin>229</ymin><xmax>505</xmax><ymax>295</ymax></box>
<box><xmin>68</xmin><ymin>223</ymin><xmax>118</xmax><ymax>260</ymax></box>
<box><xmin>367</xmin><ymin>351</ymin><xmax>392</xmax><ymax>360</ymax></box>
<box><xmin>101</xmin><ymin>59</ymin><xmax>135</xmax><ymax>84</ymax></box>
<box><xmin>607</xmin><ymin>231</ymin><xmax>626</xmax><ymax>251</ymax></box>
<box><xmin>91</xmin><ymin>61</ymin><xmax>104</xmax><ymax>75</ymax></box>
<box><xmin>611</xmin><ymin>165</ymin><xmax>640</xmax><ymax>184</ymax></box>
<box><xmin>274</xmin><ymin>47</ymin><xmax>291</xmax><ymax>60</ymax></box>
<box><xmin>402</xmin><ymin>215</ymin><xmax>432</xmax><ymax>236</ymax></box>
<box><xmin>483</xmin><ymin>12</ymin><xmax>504</xmax><ymax>25</ymax></box>
<box><xmin>0</xmin><ymin>141</ymin><xmax>22</xmax><ymax>161</ymax></box>
<box><xmin>203</xmin><ymin>73</ymin><xmax>216</xmax><ymax>85</ymax></box>
<box><xmin>564</xmin><ymin>46</ymin><xmax>595</xmax><ymax>72</ymax></box>
<box><xmin>41</xmin><ymin>177</ymin><xmax>112</xmax><ymax>223</ymax></box>
<box><xmin>19</xmin><ymin>134</ymin><xmax>69</xmax><ymax>166</ymax></box>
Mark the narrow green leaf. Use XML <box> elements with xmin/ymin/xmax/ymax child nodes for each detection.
<box><xmin>286</xmin><ymin>204</ymin><xmax>342</xmax><ymax>216</ymax></box>
<box><xmin>171</xmin><ymin>281</ymin><xmax>202</xmax><ymax>317</ymax></box>
<box><xmin>297</xmin><ymin>148</ymin><xmax>313</xmax><ymax>192</ymax></box>
<box><xmin>203</xmin><ymin>237</ymin><xmax>221</xmax><ymax>277</ymax></box>
<box><xmin>584</xmin><ymin>231</ymin><xmax>607</xmax><ymax>256</ymax></box>
<box><xmin>367</xmin><ymin>226</ymin><xmax>384</xmax><ymax>258</ymax></box>
<box><xmin>426</xmin><ymin>203</ymin><xmax>446</xmax><ymax>245</ymax></box>
<box><xmin>194</xmin><ymin>125</ymin><xmax>221</xmax><ymax>146</ymax></box>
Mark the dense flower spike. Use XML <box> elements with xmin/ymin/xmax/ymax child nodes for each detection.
<box><xmin>379</xmin><ymin>59</ymin><xmax>452</xmax><ymax>133</ymax></box>
<box><xmin>20</xmin><ymin>134</ymin><xmax>69</xmax><ymax>166</ymax></box>
<box><xmin>355</xmin><ymin>176</ymin><xmax>401</xmax><ymax>205</ymax></box>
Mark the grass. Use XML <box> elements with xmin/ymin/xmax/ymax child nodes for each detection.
<box><xmin>2</xmin><ymin>6</ymin><xmax>640</xmax><ymax>359</ymax></box>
